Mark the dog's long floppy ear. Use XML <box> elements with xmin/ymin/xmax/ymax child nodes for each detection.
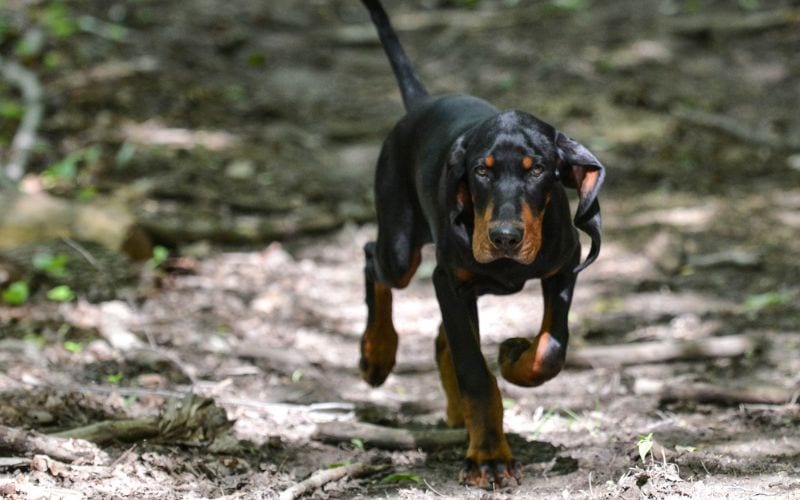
<box><xmin>555</xmin><ymin>131</ymin><xmax>606</xmax><ymax>273</ymax></box>
<box><xmin>442</xmin><ymin>134</ymin><xmax>472</xmax><ymax>246</ymax></box>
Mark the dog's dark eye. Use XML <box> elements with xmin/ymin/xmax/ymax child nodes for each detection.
<box><xmin>528</xmin><ymin>165</ymin><xmax>545</xmax><ymax>177</ymax></box>
<box><xmin>475</xmin><ymin>166</ymin><xmax>489</xmax><ymax>177</ymax></box>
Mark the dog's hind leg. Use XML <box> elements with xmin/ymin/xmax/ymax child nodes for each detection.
<box><xmin>359</xmin><ymin>144</ymin><xmax>423</xmax><ymax>387</ymax></box>
<box><xmin>359</xmin><ymin>239</ymin><xmax>420</xmax><ymax>386</ymax></box>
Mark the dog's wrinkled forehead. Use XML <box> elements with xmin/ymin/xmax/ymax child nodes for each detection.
<box><xmin>469</xmin><ymin>110</ymin><xmax>558</xmax><ymax>160</ymax></box>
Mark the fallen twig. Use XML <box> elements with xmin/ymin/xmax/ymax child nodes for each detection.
<box><xmin>279</xmin><ymin>462</ymin><xmax>388</xmax><ymax>500</ymax></box>
<box><xmin>668</xmin><ymin>9</ymin><xmax>800</xmax><ymax>37</ymax></box>
<box><xmin>673</xmin><ymin>107</ymin><xmax>800</xmax><ymax>151</ymax></box>
<box><xmin>313</xmin><ymin>421</ymin><xmax>466</xmax><ymax>451</ymax></box>
<box><xmin>566</xmin><ymin>334</ymin><xmax>759</xmax><ymax>368</ymax></box>
<box><xmin>635</xmin><ymin>379</ymin><xmax>798</xmax><ymax>406</ymax></box>
<box><xmin>50</xmin><ymin>417</ymin><xmax>161</xmax><ymax>444</ymax></box>
<box><xmin>0</xmin><ymin>424</ymin><xmax>108</xmax><ymax>465</ymax></box>
<box><xmin>0</xmin><ymin>55</ymin><xmax>44</xmax><ymax>185</ymax></box>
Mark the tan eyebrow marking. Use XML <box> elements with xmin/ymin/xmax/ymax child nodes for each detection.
<box><xmin>484</xmin><ymin>155</ymin><xmax>495</xmax><ymax>168</ymax></box>
<box><xmin>521</xmin><ymin>155</ymin><xmax>534</xmax><ymax>170</ymax></box>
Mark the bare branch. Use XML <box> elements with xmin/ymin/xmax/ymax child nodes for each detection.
<box><xmin>0</xmin><ymin>55</ymin><xmax>44</xmax><ymax>186</ymax></box>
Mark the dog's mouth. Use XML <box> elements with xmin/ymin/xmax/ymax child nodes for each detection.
<box><xmin>472</xmin><ymin>224</ymin><xmax>541</xmax><ymax>265</ymax></box>
<box><xmin>475</xmin><ymin>244</ymin><xmax>540</xmax><ymax>265</ymax></box>
<box><xmin>472</xmin><ymin>205</ymin><xmax>544</xmax><ymax>266</ymax></box>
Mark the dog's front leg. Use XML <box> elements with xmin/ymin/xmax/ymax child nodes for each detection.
<box><xmin>432</xmin><ymin>266</ymin><xmax>518</xmax><ymax>489</ymax></box>
<box><xmin>498</xmin><ymin>256</ymin><xmax>578</xmax><ymax>387</ymax></box>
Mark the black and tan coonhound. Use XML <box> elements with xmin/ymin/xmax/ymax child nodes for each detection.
<box><xmin>358</xmin><ymin>0</ymin><xmax>606</xmax><ymax>489</ymax></box>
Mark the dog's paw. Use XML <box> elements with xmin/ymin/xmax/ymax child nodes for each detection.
<box><xmin>358</xmin><ymin>326</ymin><xmax>398</xmax><ymax>387</ymax></box>
<box><xmin>358</xmin><ymin>354</ymin><xmax>395</xmax><ymax>387</ymax></box>
<box><xmin>459</xmin><ymin>458</ymin><xmax>521</xmax><ymax>490</ymax></box>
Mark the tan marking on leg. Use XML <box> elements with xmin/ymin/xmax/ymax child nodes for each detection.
<box><xmin>498</xmin><ymin>299</ymin><xmax>564</xmax><ymax>387</ymax></box>
<box><xmin>360</xmin><ymin>282</ymin><xmax>398</xmax><ymax>386</ymax></box>
<box><xmin>459</xmin><ymin>374</ymin><xmax>515</xmax><ymax>488</ymax></box>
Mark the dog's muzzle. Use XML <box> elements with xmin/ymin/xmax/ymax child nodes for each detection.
<box><xmin>488</xmin><ymin>223</ymin><xmax>524</xmax><ymax>252</ymax></box>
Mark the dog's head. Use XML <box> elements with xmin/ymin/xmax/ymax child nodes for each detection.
<box><xmin>446</xmin><ymin>110</ymin><xmax>605</xmax><ymax>272</ymax></box>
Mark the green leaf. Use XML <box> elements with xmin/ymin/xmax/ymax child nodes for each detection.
<box><xmin>380</xmin><ymin>472</ymin><xmax>422</xmax><ymax>484</ymax></box>
<box><xmin>32</xmin><ymin>252</ymin><xmax>69</xmax><ymax>278</ymax></box>
<box><xmin>107</xmin><ymin>372</ymin><xmax>124</xmax><ymax>384</ymax></box>
<box><xmin>41</xmin><ymin>2</ymin><xmax>78</xmax><ymax>38</ymax></box>
<box><xmin>0</xmin><ymin>100</ymin><xmax>24</xmax><ymax>120</ymax></box>
<box><xmin>146</xmin><ymin>245</ymin><xmax>169</xmax><ymax>270</ymax></box>
<box><xmin>744</xmin><ymin>291</ymin><xmax>794</xmax><ymax>314</ymax></box>
<box><xmin>2</xmin><ymin>281</ymin><xmax>30</xmax><ymax>306</ymax></box>
<box><xmin>63</xmin><ymin>340</ymin><xmax>83</xmax><ymax>353</ymax></box>
<box><xmin>47</xmin><ymin>285</ymin><xmax>75</xmax><ymax>302</ymax></box>
<box><xmin>350</xmin><ymin>438</ymin><xmax>365</xmax><ymax>450</ymax></box>
<box><xmin>637</xmin><ymin>433</ymin><xmax>654</xmax><ymax>462</ymax></box>
<box><xmin>291</xmin><ymin>369</ymin><xmax>304</xmax><ymax>383</ymax></box>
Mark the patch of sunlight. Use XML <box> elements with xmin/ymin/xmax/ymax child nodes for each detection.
<box><xmin>121</xmin><ymin>119</ymin><xmax>240</xmax><ymax>151</ymax></box>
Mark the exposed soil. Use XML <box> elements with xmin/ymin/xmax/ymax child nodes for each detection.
<box><xmin>1</xmin><ymin>0</ymin><xmax>799</xmax><ymax>498</ymax></box>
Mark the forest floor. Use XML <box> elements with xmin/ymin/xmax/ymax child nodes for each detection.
<box><xmin>1</xmin><ymin>0</ymin><xmax>800</xmax><ymax>498</ymax></box>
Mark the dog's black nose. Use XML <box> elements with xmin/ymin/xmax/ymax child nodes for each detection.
<box><xmin>489</xmin><ymin>225</ymin><xmax>523</xmax><ymax>251</ymax></box>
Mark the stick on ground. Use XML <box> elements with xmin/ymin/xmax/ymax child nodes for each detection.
<box><xmin>0</xmin><ymin>424</ymin><xmax>108</xmax><ymax>465</ymax></box>
<box><xmin>279</xmin><ymin>462</ymin><xmax>387</xmax><ymax>500</ymax></box>
<box><xmin>313</xmin><ymin>421</ymin><xmax>466</xmax><ymax>450</ymax></box>
<box><xmin>635</xmin><ymin>379</ymin><xmax>798</xmax><ymax>406</ymax></box>
<box><xmin>566</xmin><ymin>334</ymin><xmax>758</xmax><ymax>368</ymax></box>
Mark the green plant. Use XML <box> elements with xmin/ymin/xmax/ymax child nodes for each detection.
<box><xmin>637</xmin><ymin>433</ymin><xmax>654</xmax><ymax>461</ymax></box>
<box><xmin>40</xmin><ymin>1</ymin><xmax>78</xmax><ymax>38</ymax></box>
<box><xmin>327</xmin><ymin>460</ymin><xmax>352</xmax><ymax>469</ymax></box>
<box><xmin>744</xmin><ymin>290</ymin><xmax>795</xmax><ymax>316</ymax></box>
<box><xmin>42</xmin><ymin>145</ymin><xmax>101</xmax><ymax>187</ymax></box>
<box><xmin>47</xmin><ymin>285</ymin><xmax>75</xmax><ymax>302</ymax></box>
<box><xmin>32</xmin><ymin>252</ymin><xmax>69</xmax><ymax>278</ymax></box>
<box><xmin>146</xmin><ymin>245</ymin><xmax>169</xmax><ymax>270</ymax></box>
<box><xmin>0</xmin><ymin>100</ymin><xmax>24</xmax><ymax>120</ymax></box>
<box><xmin>530</xmin><ymin>405</ymin><xmax>557</xmax><ymax>438</ymax></box>
<box><xmin>2</xmin><ymin>281</ymin><xmax>30</xmax><ymax>305</ymax></box>
<box><xmin>107</xmin><ymin>372</ymin><xmax>124</xmax><ymax>384</ymax></box>
<box><xmin>350</xmin><ymin>438</ymin><xmax>365</xmax><ymax>450</ymax></box>
<box><xmin>63</xmin><ymin>340</ymin><xmax>83</xmax><ymax>353</ymax></box>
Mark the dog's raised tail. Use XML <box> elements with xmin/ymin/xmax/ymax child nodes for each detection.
<box><xmin>361</xmin><ymin>0</ymin><xmax>428</xmax><ymax>110</ymax></box>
